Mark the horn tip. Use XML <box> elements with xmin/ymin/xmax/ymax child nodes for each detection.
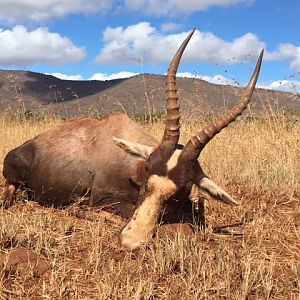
<box><xmin>259</xmin><ymin>49</ymin><xmax>264</xmax><ymax>60</ymax></box>
<box><xmin>189</xmin><ymin>28</ymin><xmax>196</xmax><ymax>38</ymax></box>
<box><xmin>254</xmin><ymin>48</ymin><xmax>264</xmax><ymax>75</ymax></box>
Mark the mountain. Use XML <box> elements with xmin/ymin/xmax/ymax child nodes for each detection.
<box><xmin>0</xmin><ymin>69</ymin><xmax>299</xmax><ymax>119</ymax></box>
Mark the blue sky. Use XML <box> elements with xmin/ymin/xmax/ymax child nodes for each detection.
<box><xmin>0</xmin><ymin>0</ymin><xmax>299</xmax><ymax>93</ymax></box>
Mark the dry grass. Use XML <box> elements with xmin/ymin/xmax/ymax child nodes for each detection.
<box><xmin>0</xmin><ymin>113</ymin><xmax>299</xmax><ymax>299</ymax></box>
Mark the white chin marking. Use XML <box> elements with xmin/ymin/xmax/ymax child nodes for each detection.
<box><xmin>120</xmin><ymin>175</ymin><xmax>177</xmax><ymax>250</ymax></box>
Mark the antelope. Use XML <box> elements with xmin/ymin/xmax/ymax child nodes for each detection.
<box><xmin>1</xmin><ymin>29</ymin><xmax>263</xmax><ymax>250</ymax></box>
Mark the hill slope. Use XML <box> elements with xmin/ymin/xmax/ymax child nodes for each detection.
<box><xmin>0</xmin><ymin>70</ymin><xmax>299</xmax><ymax>118</ymax></box>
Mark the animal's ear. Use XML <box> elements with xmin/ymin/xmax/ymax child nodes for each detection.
<box><xmin>113</xmin><ymin>137</ymin><xmax>154</xmax><ymax>160</ymax></box>
<box><xmin>196</xmin><ymin>177</ymin><xmax>239</xmax><ymax>206</ymax></box>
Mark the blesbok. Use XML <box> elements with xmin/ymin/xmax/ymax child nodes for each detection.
<box><xmin>1</xmin><ymin>29</ymin><xmax>263</xmax><ymax>250</ymax></box>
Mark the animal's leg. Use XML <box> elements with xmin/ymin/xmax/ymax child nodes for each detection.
<box><xmin>1</xmin><ymin>182</ymin><xmax>16</xmax><ymax>209</ymax></box>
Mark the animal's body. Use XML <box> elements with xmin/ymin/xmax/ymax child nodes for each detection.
<box><xmin>1</xmin><ymin>30</ymin><xmax>264</xmax><ymax>250</ymax></box>
<box><xmin>2</xmin><ymin>113</ymin><xmax>199</xmax><ymax>223</ymax></box>
<box><xmin>4</xmin><ymin>114</ymin><xmax>155</xmax><ymax>208</ymax></box>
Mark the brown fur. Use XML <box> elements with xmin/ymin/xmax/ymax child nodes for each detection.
<box><xmin>1</xmin><ymin>112</ymin><xmax>196</xmax><ymax>223</ymax></box>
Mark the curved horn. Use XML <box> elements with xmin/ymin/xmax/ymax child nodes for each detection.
<box><xmin>152</xmin><ymin>29</ymin><xmax>195</xmax><ymax>157</ymax></box>
<box><xmin>181</xmin><ymin>49</ymin><xmax>264</xmax><ymax>161</ymax></box>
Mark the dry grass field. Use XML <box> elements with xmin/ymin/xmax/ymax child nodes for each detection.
<box><xmin>0</xmin><ymin>112</ymin><xmax>299</xmax><ymax>299</ymax></box>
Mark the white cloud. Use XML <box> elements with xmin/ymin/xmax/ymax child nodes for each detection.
<box><xmin>0</xmin><ymin>25</ymin><xmax>85</xmax><ymax>66</ymax></box>
<box><xmin>96</xmin><ymin>23</ymin><xmax>300</xmax><ymax>71</ymax></box>
<box><xmin>49</xmin><ymin>72</ymin><xmax>84</xmax><ymax>80</ymax></box>
<box><xmin>95</xmin><ymin>23</ymin><xmax>265</xmax><ymax>65</ymax></box>
<box><xmin>259</xmin><ymin>80</ymin><xmax>300</xmax><ymax>94</ymax></box>
<box><xmin>160</xmin><ymin>22</ymin><xmax>182</xmax><ymax>33</ymax></box>
<box><xmin>201</xmin><ymin>74</ymin><xmax>239</xmax><ymax>86</ymax></box>
<box><xmin>89</xmin><ymin>71</ymin><xmax>138</xmax><ymax>81</ymax></box>
<box><xmin>47</xmin><ymin>71</ymin><xmax>138</xmax><ymax>81</ymax></box>
<box><xmin>0</xmin><ymin>0</ymin><xmax>113</xmax><ymax>23</ymax></box>
<box><xmin>123</xmin><ymin>0</ymin><xmax>252</xmax><ymax>16</ymax></box>
<box><xmin>177</xmin><ymin>72</ymin><xmax>239</xmax><ymax>86</ymax></box>
<box><xmin>176</xmin><ymin>72</ymin><xmax>202</xmax><ymax>79</ymax></box>
<box><xmin>0</xmin><ymin>0</ymin><xmax>253</xmax><ymax>23</ymax></box>
<box><xmin>266</xmin><ymin>43</ymin><xmax>300</xmax><ymax>71</ymax></box>
<box><xmin>179</xmin><ymin>71</ymin><xmax>300</xmax><ymax>93</ymax></box>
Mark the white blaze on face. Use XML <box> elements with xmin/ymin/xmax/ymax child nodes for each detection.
<box><xmin>120</xmin><ymin>175</ymin><xmax>177</xmax><ymax>250</ymax></box>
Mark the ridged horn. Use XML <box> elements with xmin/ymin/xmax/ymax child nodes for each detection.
<box><xmin>154</xmin><ymin>29</ymin><xmax>195</xmax><ymax>156</ymax></box>
<box><xmin>181</xmin><ymin>49</ymin><xmax>264</xmax><ymax>161</ymax></box>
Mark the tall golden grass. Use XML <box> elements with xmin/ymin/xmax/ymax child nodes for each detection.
<box><xmin>0</xmin><ymin>112</ymin><xmax>299</xmax><ymax>299</ymax></box>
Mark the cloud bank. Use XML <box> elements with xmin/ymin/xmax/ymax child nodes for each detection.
<box><xmin>0</xmin><ymin>25</ymin><xmax>85</xmax><ymax>66</ymax></box>
<box><xmin>89</xmin><ymin>71</ymin><xmax>139</xmax><ymax>80</ymax></box>
<box><xmin>0</xmin><ymin>0</ymin><xmax>251</xmax><ymax>23</ymax></box>
<box><xmin>96</xmin><ymin>23</ymin><xmax>264</xmax><ymax>65</ymax></box>
<box><xmin>122</xmin><ymin>0</ymin><xmax>252</xmax><ymax>17</ymax></box>
<box><xmin>0</xmin><ymin>0</ymin><xmax>113</xmax><ymax>23</ymax></box>
<box><xmin>96</xmin><ymin>23</ymin><xmax>300</xmax><ymax>71</ymax></box>
<box><xmin>49</xmin><ymin>71</ymin><xmax>138</xmax><ymax>81</ymax></box>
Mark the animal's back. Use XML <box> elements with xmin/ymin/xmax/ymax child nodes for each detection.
<box><xmin>3</xmin><ymin>113</ymin><xmax>158</xmax><ymax>207</ymax></box>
